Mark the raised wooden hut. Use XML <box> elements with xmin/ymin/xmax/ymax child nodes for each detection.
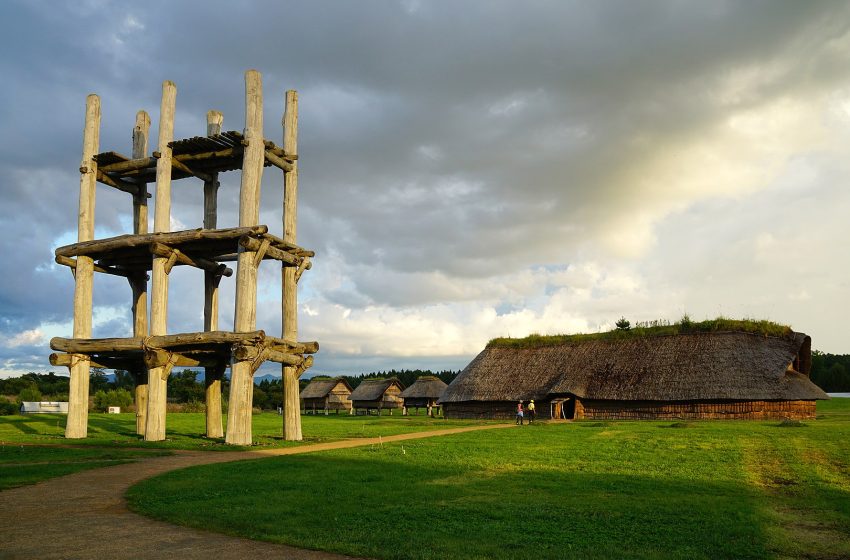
<box><xmin>349</xmin><ymin>377</ymin><xmax>404</xmax><ymax>415</ymax></box>
<box><xmin>441</xmin><ymin>330</ymin><xmax>828</xmax><ymax>420</ymax></box>
<box><xmin>299</xmin><ymin>377</ymin><xmax>352</xmax><ymax>415</ymax></box>
<box><xmin>400</xmin><ymin>376</ymin><xmax>448</xmax><ymax>416</ymax></box>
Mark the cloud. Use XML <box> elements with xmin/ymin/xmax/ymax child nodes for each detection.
<box><xmin>1</xmin><ymin>1</ymin><xmax>849</xmax><ymax>378</ymax></box>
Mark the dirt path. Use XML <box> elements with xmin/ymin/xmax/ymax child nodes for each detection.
<box><xmin>0</xmin><ymin>424</ymin><xmax>511</xmax><ymax>560</ymax></box>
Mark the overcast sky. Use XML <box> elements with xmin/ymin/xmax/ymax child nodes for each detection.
<box><xmin>1</xmin><ymin>1</ymin><xmax>849</xmax><ymax>379</ymax></box>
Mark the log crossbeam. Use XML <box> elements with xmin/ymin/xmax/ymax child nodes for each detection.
<box><xmin>95</xmin><ymin>169</ymin><xmax>150</xmax><ymax>198</ymax></box>
<box><xmin>149</xmin><ymin>243</ymin><xmax>233</xmax><ymax>276</ymax></box>
<box><xmin>55</xmin><ymin>255</ymin><xmax>138</xmax><ymax>278</ymax></box>
<box><xmin>49</xmin><ymin>331</ymin><xmax>316</xmax><ymax>377</ymax></box>
<box><xmin>264</xmin><ymin>149</ymin><xmax>294</xmax><ymax>172</ymax></box>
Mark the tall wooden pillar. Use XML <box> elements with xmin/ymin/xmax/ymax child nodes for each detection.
<box><xmin>282</xmin><ymin>90</ymin><xmax>302</xmax><ymax>441</ymax></box>
<box><xmin>131</xmin><ymin>110</ymin><xmax>150</xmax><ymax>436</ymax></box>
<box><xmin>145</xmin><ymin>81</ymin><xmax>176</xmax><ymax>442</ymax></box>
<box><xmin>203</xmin><ymin>109</ymin><xmax>224</xmax><ymax>439</ymax></box>
<box><xmin>225</xmin><ymin>70</ymin><xmax>264</xmax><ymax>445</ymax></box>
<box><xmin>65</xmin><ymin>94</ymin><xmax>100</xmax><ymax>439</ymax></box>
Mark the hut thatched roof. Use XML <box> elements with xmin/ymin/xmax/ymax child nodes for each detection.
<box><xmin>400</xmin><ymin>376</ymin><xmax>448</xmax><ymax>399</ymax></box>
<box><xmin>349</xmin><ymin>377</ymin><xmax>404</xmax><ymax>401</ymax></box>
<box><xmin>300</xmin><ymin>378</ymin><xmax>352</xmax><ymax>399</ymax></box>
<box><xmin>441</xmin><ymin>331</ymin><xmax>828</xmax><ymax>403</ymax></box>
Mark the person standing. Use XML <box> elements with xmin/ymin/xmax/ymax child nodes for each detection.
<box><xmin>516</xmin><ymin>401</ymin><xmax>524</xmax><ymax>425</ymax></box>
<box><xmin>528</xmin><ymin>399</ymin><xmax>536</xmax><ymax>423</ymax></box>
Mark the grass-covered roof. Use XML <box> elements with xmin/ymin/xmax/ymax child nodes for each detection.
<box><xmin>487</xmin><ymin>317</ymin><xmax>793</xmax><ymax>349</ymax></box>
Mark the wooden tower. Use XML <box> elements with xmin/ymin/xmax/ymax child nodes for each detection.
<box><xmin>50</xmin><ymin>70</ymin><xmax>316</xmax><ymax>444</ymax></box>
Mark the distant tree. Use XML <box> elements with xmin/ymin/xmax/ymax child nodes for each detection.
<box><xmin>90</xmin><ymin>369</ymin><xmax>110</xmax><ymax>393</ymax></box>
<box><xmin>168</xmin><ymin>369</ymin><xmax>204</xmax><ymax>403</ymax></box>
<box><xmin>112</xmin><ymin>370</ymin><xmax>135</xmax><ymax>391</ymax></box>
<box><xmin>615</xmin><ymin>317</ymin><xmax>631</xmax><ymax>331</ymax></box>
<box><xmin>810</xmin><ymin>351</ymin><xmax>850</xmax><ymax>392</ymax></box>
<box><xmin>17</xmin><ymin>385</ymin><xmax>42</xmax><ymax>404</ymax></box>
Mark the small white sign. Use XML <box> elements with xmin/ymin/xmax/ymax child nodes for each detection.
<box><xmin>107</xmin><ymin>406</ymin><xmax>121</xmax><ymax>414</ymax></box>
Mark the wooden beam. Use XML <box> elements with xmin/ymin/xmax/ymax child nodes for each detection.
<box><xmin>265</xmin><ymin>338</ymin><xmax>319</xmax><ymax>354</ymax></box>
<box><xmin>295</xmin><ymin>257</ymin><xmax>310</xmax><ymax>283</ymax></box>
<box><xmin>51</xmin><ymin>336</ymin><xmax>144</xmax><ymax>353</ymax></box>
<box><xmin>164</xmin><ymin>154</ymin><xmax>213</xmax><ymax>182</ymax></box>
<box><xmin>55</xmin><ymin>255</ymin><xmax>134</xmax><ymax>278</ymax></box>
<box><xmin>177</xmin><ymin>146</ymin><xmax>239</xmax><ymax>162</ymax></box>
<box><xmin>239</xmin><ymin>236</ymin><xmax>300</xmax><ymax>266</ymax></box>
<box><xmin>264</xmin><ymin>149</ymin><xmax>294</xmax><ymax>172</ymax></box>
<box><xmin>204</xmin><ymin>109</ymin><xmax>225</xmax><ymax>440</ymax></box>
<box><xmin>233</xmin><ymin>345</ymin><xmax>301</xmax><ymax>367</ymax></box>
<box><xmin>146</xmin><ymin>79</ymin><xmax>177</xmax><ymax>442</ymax></box>
<box><xmin>56</xmin><ymin>226</ymin><xmax>268</xmax><ymax>258</ymax></box>
<box><xmin>99</xmin><ymin>156</ymin><xmax>156</xmax><ymax>174</ymax></box>
<box><xmin>131</xmin><ymin>110</ymin><xmax>151</xmax><ymax>437</ymax></box>
<box><xmin>50</xmin><ymin>352</ymin><xmax>110</xmax><ymax>370</ymax></box>
<box><xmin>149</xmin><ymin>242</ymin><xmax>233</xmax><ymax>276</ymax></box>
<box><xmin>263</xmin><ymin>140</ymin><xmax>297</xmax><ymax>160</ymax></box>
<box><xmin>144</xmin><ymin>348</ymin><xmax>225</xmax><ymax>369</ymax></box>
<box><xmin>282</xmin><ymin>89</ymin><xmax>302</xmax><ymax>441</ymax></box>
<box><xmin>66</xmin><ymin>94</ymin><xmax>100</xmax><ymax>440</ymax></box>
<box><xmin>253</xmin><ymin>238</ymin><xmax>271</xmax><ymax>267</ymax></box>
<box><xmin>95</xmin><ymin>169</ymin><xmax>147</xmax><ymax>197</ymax></box>
<box><xmin>227</xmin><ymin>69</ymin><xmax>264</xmax><ymax>446</ymax></box>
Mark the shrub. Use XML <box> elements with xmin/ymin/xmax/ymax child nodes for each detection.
<box><xmin>0</xmin><ymin>397</ymin><xmax>18</xmax><ymax>415</ymax></box>
<box><xmin>17</xmin><ymin>385</ymin><xmax>42</xmax><ymax>404</ymax></box>
<box><xmin>182</xmin><ymin>400</ymin><xmax>206</xmax><ymax>413</ymax></box>
<box><xmin>93</xmin><ymin>389</ymin><xmax>133</xmax><ymax>412</ymax></box>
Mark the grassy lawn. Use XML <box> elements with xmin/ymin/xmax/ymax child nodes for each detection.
<box><xmin>127</xmin><ymin>399</ymin><xmax>850</xmax><ymax>560</ymax></box>
<box><xmin>0</xmin><ymin>445</ymin><xmax>169</xmax><ymax>490</ymax></box>
<box><xmin>0</xmin><ymin>411</ymin><xmax>486</xmax><ymax>451</ymax></box>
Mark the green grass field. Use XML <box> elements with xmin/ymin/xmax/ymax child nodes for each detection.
<box><xmin>126</xmin><ymin>399</ymin><xmax>850</xmax><ymax>560</ymax></box>
<box><xmin>0</xmin><ymin>411</ymin><xmax>483</xmax><ymax>490</ymax></box>
<box><xmin>0</xmin><ymin>411</ymin><xmax>484</xmax><ymax>450</ymax></box>
<box><xmin>0</xmin><ymin>445</ymin><xmax>169</xmax><ymax>490</ymax></box>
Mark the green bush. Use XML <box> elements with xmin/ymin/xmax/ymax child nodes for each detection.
<box><xmin>17</xmin><ymin>385</ymin><xmax>42</xmax><ymax>405</ymax></box>
<box><xmin>0</xmin><ymin>398</ymin><xmax>18</xmax><ymax>415</ymax></box>
<box><xmin>93</xmin><ymin>389</ymin><xmax>133</xmax><ymax>412</ymax></box>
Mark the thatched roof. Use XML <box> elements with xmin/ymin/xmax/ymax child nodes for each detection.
<box><xmin>441</xmin><ymin>331</ymin><xmax>828</xmax><ymax>403</ymax></box>
<box><xmin>400</xmin><ymin>376</ymin><xmax>448</xmax><ymax>399</ymax></box>
<box><xmin>349</xmin><ymin>377</ymin><xmax>404</xmax><ymax>401</ymax></box>
<box><xmin>300</xmin><ymin>378</ymin><xmax>352</xmax><ymax>399</ymax></box>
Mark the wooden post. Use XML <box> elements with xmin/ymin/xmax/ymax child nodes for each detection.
<box><xmin>225</xmin><ymin>70</ymin><xmax>264</xmax><ymax>446</ymax></box>
<box><xmin>281</xmin><ymin>90</ymin><xmax>302</xmax><ymax>441</ymax></box>
<box><xmin>145</xmin><ymin>81</ymin><xmax>176</xmax><ymax>442</ymax></box>
<box><xmin>131</xmin><ymin>110</ymin><xmax>150</xmax><ymax>436</ymax></box>
<box><xmin>65</xmin><ymin>94</ymin><xmax>100</xmax><ymax>439</ymax></box>
<box><xmin>203</xmin><ymin>109</ymin><xmax>224</xmax><ymax>439</ymax></box>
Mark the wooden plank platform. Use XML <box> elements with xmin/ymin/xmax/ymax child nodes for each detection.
<box><xmin>92</xmin><ymin>131</ymin><xmax>295</xmax><ymax>185</ymax></box>
<box><xmin>54</xmin><ymin>226</ymin><xmax>313</xmax><ymax>274</ymax></box>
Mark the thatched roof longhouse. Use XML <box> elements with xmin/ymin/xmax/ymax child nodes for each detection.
<box><xmin>441</xmin><ymin>331</ymin><xmax>827</xmax><ymax>404</ymax></box>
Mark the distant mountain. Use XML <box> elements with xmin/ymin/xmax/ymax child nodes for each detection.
<box><xmin>254</xmin><ymin>373</ymin><xmax>281</xmax><ymax>385</ymax></box>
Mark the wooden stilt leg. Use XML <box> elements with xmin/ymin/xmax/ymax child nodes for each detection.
<box><xmin>145</xmin><ymin>81</ymin><xmax>176</xmax><ymax>442</ymax></box>
<box><xmin>282</xmin><ymin>90</ymin><xmax>302</xmax><ymax>441</ymax></box>
<box><xmin>66</xmin><ymin>94</ymin><xmax>100</xmax><ymax>439</ymax></box>
<box><xmin>226</xmin><ymin>70</ymin><xmax>264</xmax><ymax>446</ymax></box>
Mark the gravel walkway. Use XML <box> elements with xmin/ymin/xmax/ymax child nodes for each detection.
<box><xmin>0</xmin><ymin>424</ymin><xmax>511</xmax><ymax>559</ymax></box>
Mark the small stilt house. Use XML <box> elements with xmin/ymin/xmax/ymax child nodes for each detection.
<box><xmin>400</xmin><ymin>376</ymin><xmax>448</xmax><ymax>416</ymax></box>
<box><xmin>349</xmin><ymin>377</ymin><xmax>405</xmax><ymax>415</ymax></box>
<box><xmin>441</xmin><ymin>327</ymin><xmax>828</xmax><ymax>421</ymax></box>
<box><xmin>299</xmin><ymin>377</ymin><xmax>353</xmax><ymax>415</ymax></box>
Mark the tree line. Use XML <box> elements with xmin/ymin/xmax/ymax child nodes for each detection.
<box><xmin>811</xmin><ymin>352</ymin><xmax>850</xmax><ymax>392</ymax></box>
<box><xmin>0</xmin><ymin>368</ymin><xmax>461</xmax><ymax>415</ymax></box>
